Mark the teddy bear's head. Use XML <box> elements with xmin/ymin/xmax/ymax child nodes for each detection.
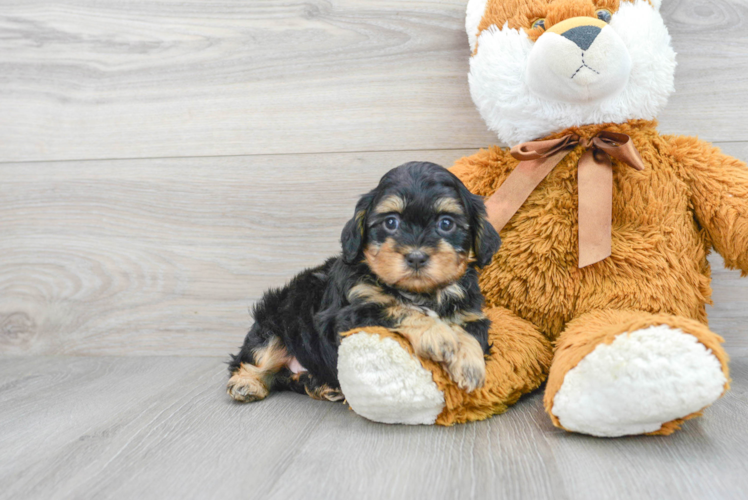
<box><xmin>466</xmin><ymin>0</ymin><xmax>675</xmax><ymax>145</ymax></box>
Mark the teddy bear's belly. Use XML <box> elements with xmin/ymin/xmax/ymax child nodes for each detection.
<box><xmin>480</xmin><ymin>169</ymin><xmax>712</xmax><ymax>340</ymax></box>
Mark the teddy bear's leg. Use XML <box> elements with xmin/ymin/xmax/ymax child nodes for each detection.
<box><xmin>337</xmin><ymin>327</ymin><xmax>447</xmax><ymax>424</ymax></box>
<box><xmin>544</xmin><ymin>310</ymin><xmax>730</xmax><ymax>437</ymax></box>
<box><xmin>337</xmin><ymin>307</ymin><xmax>552</xmax><ymax>425</ymax></box>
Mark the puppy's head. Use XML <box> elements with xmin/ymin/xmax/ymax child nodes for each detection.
<box><xmin>341</xmin><ymin>162</ymin><xmax>501</xmax><ymax>293</ymax></box>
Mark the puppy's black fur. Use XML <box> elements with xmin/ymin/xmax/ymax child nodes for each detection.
<box><xmin>228</xmin><ymin>162</ymin><xmax>501</xmax><ymax>402</ymax></box>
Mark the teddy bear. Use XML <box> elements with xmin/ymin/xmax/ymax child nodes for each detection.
<box><xmin>335</xmin><ymin>0</ymin><xmax>747</xmax><ymax>437</ymax></box>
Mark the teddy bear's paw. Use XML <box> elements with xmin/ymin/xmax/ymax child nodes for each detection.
<box><xmin>551</xmin><ymin>325</ymin><xmax>727</xmax><ymax>437</ymax></box>
<box><xmin>445</xmin><ymin>333</ymin><xmax>486</xmax><ymax>393</ymax></box>
<box><xmin>337</xmin><ymin>332</ymin><xmax>445</xmax><ymax>425</ymax></box>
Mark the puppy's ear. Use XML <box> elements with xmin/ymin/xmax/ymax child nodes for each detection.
<box><xmin>341</xmin><ymin>190</ymin><xmax>376</xmax><ymax>264</ymax></box>
<box><xmin>472</xmin><ymin>213</ymin><xmax>501</xmax><ymax>268</ymax></box>
<box><xmin>455</xmin><ymin>181</ymin><xmax>501</xmax><ymax>268</ymax></box>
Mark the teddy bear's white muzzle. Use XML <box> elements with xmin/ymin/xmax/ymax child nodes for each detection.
<box><xmin>525</xmin><ymin>24</ymin><xmax>632</xmax><ymax>104</ymax></box>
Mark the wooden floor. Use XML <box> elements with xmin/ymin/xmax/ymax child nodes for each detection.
<box><xmin>1</xmin><ymin>356</ymin><xmax>747</xmax><ymax>500</ymax></box>
<box><xmin>1</xmin><ymin>1</ymin><xmax>748</xmax><ymax>499</ymax></box>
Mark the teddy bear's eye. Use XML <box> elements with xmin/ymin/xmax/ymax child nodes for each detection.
<box><xmin>596</xmin><ymin>9</ymin><xmax>612</xmax><ymax>23</ymax></box>
<box><xmin>531</xmin><ymin>18</ymin><xmax>546</xmax><ymax>31</ymax></box>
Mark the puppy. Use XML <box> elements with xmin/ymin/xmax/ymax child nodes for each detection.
<box><xmin>227</xmin><ymin>161</ymin><xmax>501</xmax><ymax>403</ymax></box>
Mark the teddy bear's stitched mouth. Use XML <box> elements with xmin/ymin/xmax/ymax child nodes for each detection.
<box><xmin>570</xmin><ymin>53</ymin><xmax>601</xmax><ymax>80</ymax></box>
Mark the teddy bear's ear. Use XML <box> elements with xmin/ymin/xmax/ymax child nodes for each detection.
<box><xmin>465</xmin><ymin>0</ymin><xmax>489</xmax><ymax>53</ymax></box>
<box><xmin>341</xmin><ymin>190</ymin><xmax>376</xmax><ymax>264</ymax></box>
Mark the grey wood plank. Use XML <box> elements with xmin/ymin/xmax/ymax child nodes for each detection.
<box><xmin>659</xmin><ymin>0</ymin><xmax>748</xmax><ymax>141</ymax></box>
<box><xmin>0</xmin><ymin>0</ymin><xmax>495</xmax><ymax>163</ymax></box>
<box><xmin>0</xmin><ymin>356</ymin><xmax>339</xmax><ymax>500</ymax></box>
<box><xmin>266</xmin><ymin>361</ymin><xmax>748</xmax><ymax>500</ymax></box>
<box><xmin>0</xmin><ymin>0</ymin><xmax>746</xmax><ymax>163</ymax></box>
<box><xmin>0</xmin><ymin>149</ymin><xmax>475</xmax><ymax>356</ymax></box>
<box><xmin>1</xmin><ymin>144</ymin><xmax>747</xmax><ymax>357</ymax></box>
<box><xmin>0</xmin><ymin>356</ymin><xmax>746</xmax><ymax>500</ymax></box>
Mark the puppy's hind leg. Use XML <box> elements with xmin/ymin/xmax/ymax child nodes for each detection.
<box><xmin>227</xmin><ymin>335</ymin><xmax>290</xmax><ymax>402</ymax></box>
<box><xmin>275</xmin><ymin>370</ymin><xmax>344</xmax><ymax>402</ymax></box>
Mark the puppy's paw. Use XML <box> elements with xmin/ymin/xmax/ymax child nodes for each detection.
<box><xmin>227</xmin><ymin>368</ymin><xmax>269</xmax><ymax>403</ymax></box>
<box><xmin>417</xmin><ymin>321</ymin><xmax>459</xmax><ymax>363</ymax></box>
<box><xmin>445</xmin><ymin>334</ymin><xmax>486</xmax><ymax>393</ymax></box>
<box><xmin>307</xmin><ymin>385</ymin><xmax>345</xmax><ymax>402</ymax></box>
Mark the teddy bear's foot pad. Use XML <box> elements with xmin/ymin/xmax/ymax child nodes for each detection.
<box><xmin>338</xmin><ymin>332</ymin><xmax>445</xmax><ymax>425</ymax></box>
<box><xmin>552</xmin><ymin>325</ymin><xmax>727</xmax><ymax>437</ymax></box>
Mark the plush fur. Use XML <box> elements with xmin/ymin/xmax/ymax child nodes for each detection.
<box><xmin>336</xmin><ymin>0</ymin><xmax>746</xmax><ymax>435</ymax></box>
<box><xmin>227</xmin><ymin>162</ymin><xmax>501</xmax><ymax>402</ymax></box>
<box><xmin>468</xmin><ymin>0</ymin><xmax>675</xmax><ymax>145</ymax></box>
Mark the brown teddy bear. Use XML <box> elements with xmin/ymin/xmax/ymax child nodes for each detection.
<box><xmin>336</xmin><ymin>0</ymin><xmax>746</xmax><ymax>436</ymax></box>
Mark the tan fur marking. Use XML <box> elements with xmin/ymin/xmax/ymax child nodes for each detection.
<box><xmin>305</xmin><ymin>384</ymin><xmax>345</xmax><ymax>402</ymax></box>
<box><xmin>253</xmin><ymin>337</ymin><xmax>291</xmax><ymax>371</ymax></box>
<box><xmin>364</xmin><ymin>238</ymin><xmax>414</xmax><ymax>288</ymax></box>
<box><xmin>424</xmin><ymin>241</ymin><xmax>468</xmax><ymax>289</ymax></box>
<box><xmin>437</xmin><ymin>283</ymin><xmax>467</xmax><ymax>305</ymax></box>
<box><xmin>394</xmin><ymin>310</ymin><xmax>459</xmax><ymax>364</ymax></box>
<box><xmin>227</xmin><ymin>337</ymin><xmax>290</xmax><ymax>402</ymax></box>
<box><xmin>445</xmin><ymin>328</ymin><xmax>487</xmax><ymax>393</ymax></box>
<box><xmin>448</xmin><ymin>310</ymin><xmax>488</xmax><ymax>326</ymax></box>
<box><xmin>366</xmin><ymin>239</ymin><xmax>468</xmax><ymax>293</ymax></box>
<box><xmin>374</xmin><ymin>195</ymin><xmax>406</xmax><ymax>214</ymax></box>
<box><xmin>434</xmin><ymin>197</ymin><xmax>464</xmax><ymax>215</ymax></box>
<box><xmin>227</xmin><ymin>363</ymin><xmax>270</xmax><ymax>402</ymax></box>
<box><xmin>289</xmin><ymin>372</ymin><xmax>345</xmax><ymax>402</ymax></box>
<box><xmin>355</xmin><ymin>211</ymin><xmax>367</xmax><ymax>237</ymax></box>
<box><xmin>393</xmin><ymin>310</ymin><xmax>486</xmax><ymax>392</ymax></box>
<box><xmin>347</xmin><ymin>282</ymin><xmax>397</xmax><ymax>306</ymax></box>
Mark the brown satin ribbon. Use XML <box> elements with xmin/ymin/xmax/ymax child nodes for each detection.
<box><xmin>484</xmin><ymin>131</ymin><xmax>645</xmax><ymax>268</ymax></box>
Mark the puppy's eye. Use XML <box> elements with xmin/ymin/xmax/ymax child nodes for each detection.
<box><xmin>437</xmin><ymin>216</ymin><xmax>455</xmax><ymax>233</ymax></box>
<box><xmin>383</xmin><ymin>216</ymin><xmax>400</xmax><ymax>232</ymax></box>
<box><xmin>531</xmin><ymin>18</ymin><xmax>546</xmax><ymax>31</ymax></box>
<box><xmin>596</xmin><ymin>9</ymin><xmax>612</xmax><ymax>23</ymax></box>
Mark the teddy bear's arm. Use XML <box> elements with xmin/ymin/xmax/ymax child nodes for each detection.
<box><xmin>667</xmin><ymin>135</ymin><xmax>748</xmax><ymax>274</ymax></box>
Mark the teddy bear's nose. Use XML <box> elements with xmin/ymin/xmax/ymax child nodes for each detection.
<box><xmin>562</xmin><ymin>25</ymin><xmax>602</xmax><ymax>51</ymax></box>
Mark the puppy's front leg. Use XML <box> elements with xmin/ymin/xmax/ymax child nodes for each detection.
<box><xmin>395</xmin><ymin>312</ymin><xmax>459</xmax><ymax>364</ymax></box>
<box><xmin>397</xmin><ymin>315</ymin><xmax>485</xmax><ymax>392</ymax></box>
<box><xmin>445</xmin><ymin>328</ymin><xmax>486</xmax><ymax>393</ymax></box>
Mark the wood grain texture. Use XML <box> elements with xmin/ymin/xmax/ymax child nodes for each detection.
<box><xmin>1</xmin><ymin>144</ymin><xmax>747</xmax><ymax>357</ymax></box>
<box><xmin>0</xmin><ymin>0</ymin><xmax>746</xmax><ymax>163</ymax></box>
<box><xmin>0</xmin><ymin>150</ymin><xmax>475</xmax><ymax>356</ymax></box>
<box><xmin>0</xmin><ymin>356</ymin><xmax>746</xmax><ymax>500</ymax></box>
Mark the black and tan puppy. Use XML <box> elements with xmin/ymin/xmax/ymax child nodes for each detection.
<box><xmin>227</xmin><ymin>161</ymin><xmax>501</xmax><ymax>403</ymax></box>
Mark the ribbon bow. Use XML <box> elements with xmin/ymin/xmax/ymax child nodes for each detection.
<box><xmin>484</xmin><ymin>131</ymin><xmax>645</xmax><ymax>268</ymax></box>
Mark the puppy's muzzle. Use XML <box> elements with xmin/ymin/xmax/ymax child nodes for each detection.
<box><xmin>405</xmin><ymin>250</ymin><xmax>429</xmax><ymax>271</ymax></box>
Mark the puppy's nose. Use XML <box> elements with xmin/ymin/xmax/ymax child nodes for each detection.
<box><xmin>405</xmin><ymin>251</ymin><xmax>429</xmax><ymax>270</ymax></box>
<box><xmin>562</xmin><ymin>25</ymin><xmax>601</xmax><ymax>51</ymax></box>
